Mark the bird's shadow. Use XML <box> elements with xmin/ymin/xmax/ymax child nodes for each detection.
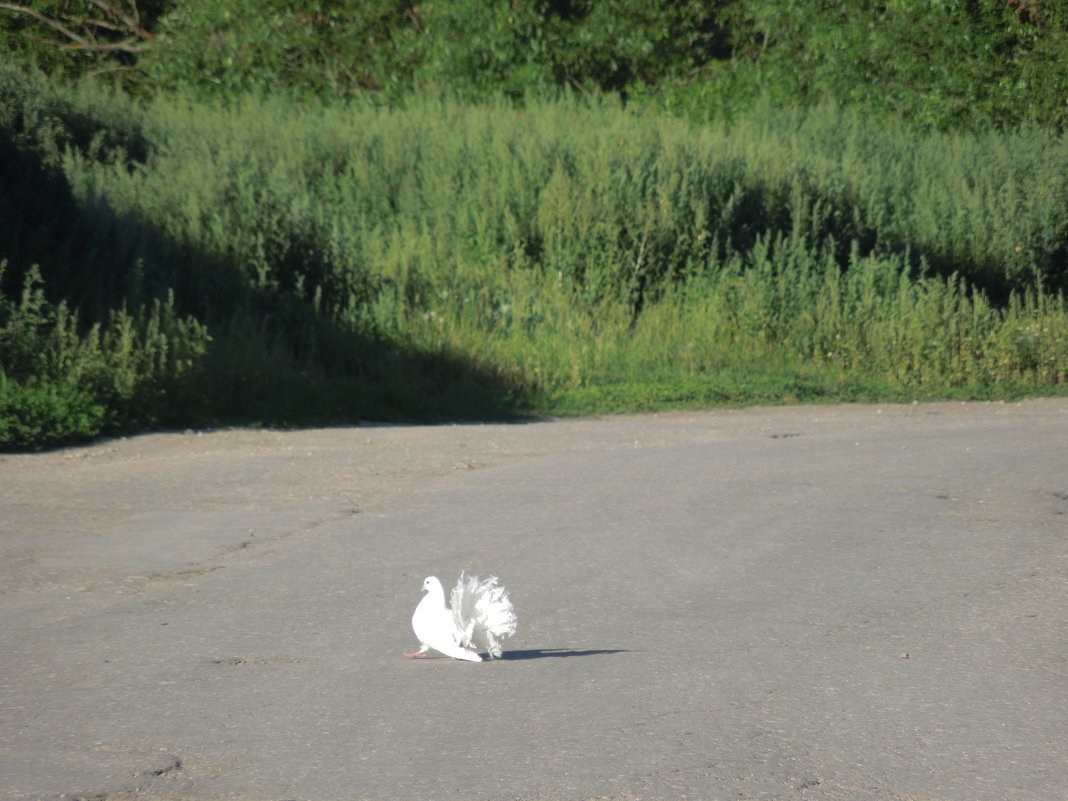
<box><xmin>500</xmin><ymin>648</ymin><xmax>629</xmax><ymax>661</ymax></box>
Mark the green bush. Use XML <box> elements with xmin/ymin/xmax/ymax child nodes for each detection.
<box><xmin>0</xmin><ymin>381</ymin><xmax>106</xmax><ymax>452</ymax></box>
<box><xmin>0</xmin><ymin>264</ymin><xmax>210</xmax><ymax>450</ymax></box>
<box><xmin>676</xmin><ymin>0</ymin><xmax>1068</xmax><ymax>130</ymax></box>
<box><xmin>4</xmin><ymin>2</ymin><xmax>1068</xmax><ymax>130</ymax></box>
<box><xmin>137</xmin><ymin>0</ymin><xmax>733</xmax><ymax>101</ymax></box>
<box><xmin>140</xmin><ymin>0</ymin><xmax>422</xmax><ymax>98</ymax></box>
<box><xmin>406</xmin><ymin>0</ymin><xmax>731</xmax><ymax>98</ymax></box>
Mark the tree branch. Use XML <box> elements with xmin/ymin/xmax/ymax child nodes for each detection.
<box><xmin>64</xmin><ymin>37</ymin><xmax>146</xmax><ymax>53</ymax></box>
<box><xmin>0</xmin><ymin>0</ymin><xmax>154</xmax><ymax>53</ymax></box>
<box><xmin>59</xmin><ymin>13</ymin><xmax>131</xmax><ymax>35</ymax></box>
<box><xmin>0</xmin><ymin>3</ymin><xmax>90</xmax><ymax>48</ymax></box>
<box><xmin>85</xmin><ymin>0</ymin><xmax>155</xmax><ymax>41</ymax></box>
<box><xmin>21</xmin><ymin>30</ymin><xmax>145</xmax><ymax>53</ymax></box>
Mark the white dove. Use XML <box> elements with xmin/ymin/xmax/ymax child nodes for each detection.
<box><xmin>406</xmin><ymin>573</ymin><xmax>517</xmax><ymax>662</ymax></box>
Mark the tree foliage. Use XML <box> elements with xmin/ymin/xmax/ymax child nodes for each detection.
<box><xmin>1</xmin><ymin>1</ymin><xmax>1067</xmax><ymax>126</ymax></box>
<box><xmin>730</xmin><ymin>0</ymin><xmax>1068</xmax><ymax>129</ymax></box>
<box><xmin>138</xmin><ymin>0</ymin><xmax>423</xmax><ymax>96</ymax></box>
<box><xmin>406</xmin><ymin>0</ymin><xmax>735</xmax><ymax>98</ymax></box>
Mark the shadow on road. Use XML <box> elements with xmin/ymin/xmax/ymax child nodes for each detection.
<box><xmin>501</xmin><ymin>648</ymin><xmax>630</xmax><ymax>660</ymax></box>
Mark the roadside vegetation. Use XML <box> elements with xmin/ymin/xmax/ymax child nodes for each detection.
<box><xmin>3</xmin><ymin>2</ymin><xmax>1068</xmax><ymax>449</ymax></box>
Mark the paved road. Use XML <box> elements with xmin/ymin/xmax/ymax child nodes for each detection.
<box><xmin>2</xmin><ymin>400</ymin><xmax>1066</xmax><ymax>801</ymax></box>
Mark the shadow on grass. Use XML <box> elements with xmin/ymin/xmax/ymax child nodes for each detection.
<box><xmin>501</xmin><ymin>648</ymin><xmax>630</xmax><ymax>660</ymax></box>
<box><xmin>0</xmin><ymin>72</ymin><xmax>537</xmax><ymax>451</ymax></box>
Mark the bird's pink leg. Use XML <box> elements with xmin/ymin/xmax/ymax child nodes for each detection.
<box><xmin>405</xmin><ymin>648</ymin><xmax>428</xmax><ymax>658</ymax></box>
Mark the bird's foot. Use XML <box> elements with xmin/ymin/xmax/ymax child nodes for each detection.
<box><xmin>405</xmin><ymin>650</ymin><xmax>427</xmax><ymax>658</ymax></box>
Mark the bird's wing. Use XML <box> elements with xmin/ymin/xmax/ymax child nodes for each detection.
<box><xmin>414</xmin><ymin>598</ymin><xmax>481</xmax><ymax>662</ymax></box>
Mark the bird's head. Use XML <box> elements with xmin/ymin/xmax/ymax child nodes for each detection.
<box><xmin>422</xmin><ymin>576</ymin><xmax>442</xmax><ymax>593</ymax></box>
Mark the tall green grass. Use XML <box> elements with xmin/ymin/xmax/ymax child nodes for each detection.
<box><xmin>3</xmin><ymin>84</ymin><xmax>1067</xmax><ymax>449</ymax></box>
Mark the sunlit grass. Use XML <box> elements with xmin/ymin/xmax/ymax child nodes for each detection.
<box><xmin>3</xmin><ymin>86</ymin><xmax>1067</xmax><ymax>449</ymax></box>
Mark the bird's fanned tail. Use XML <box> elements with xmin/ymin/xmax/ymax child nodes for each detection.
<box><xmin>451</xmin><ymin>573</ymin><xmax>517</xmax><ymax>659</ymax></box>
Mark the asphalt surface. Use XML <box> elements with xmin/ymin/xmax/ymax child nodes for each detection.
<box><xmin>1</xmin><ymin>399</ymin><xmax>1066</xmax><ymax>801</ymax></box>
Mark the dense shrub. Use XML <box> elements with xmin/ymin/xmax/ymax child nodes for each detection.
<box><xmin>716</xmin><ymin>0</ymin><xmax>1068</xmax><ymax>130</ymax></box>
<box><xmin>4</xmin><ymin>2</ymin><xmax>1067</xmax><ymax>129</ymax></box>
<box><xmin>0</xmin><ymin>265</ymin><xmax>210</xmax><ymax>450</ymax></box>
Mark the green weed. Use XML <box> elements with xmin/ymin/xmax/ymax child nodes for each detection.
<box><xmin>2</xmin><ymin>84</ymin><xmax>1067</xmax><ymax>450</ymax></box>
